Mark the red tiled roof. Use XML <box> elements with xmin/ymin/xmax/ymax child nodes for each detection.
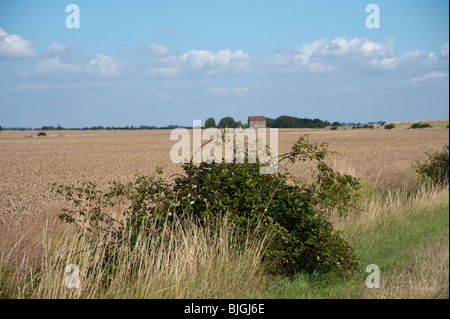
<box><xmin>248</xmin><ymin>116</ymin><xmax>266</xmax><ymax>121</ymax></box>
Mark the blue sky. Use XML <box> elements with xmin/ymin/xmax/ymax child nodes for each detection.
<box><xmin>0</xmin><ymin>0</ymin><xmax>448</xmax><ymax>128</ymax></box>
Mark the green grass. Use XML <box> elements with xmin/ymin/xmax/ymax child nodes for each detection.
<box><xmin>248</xmin><ymin>184</ymin><xmax>449</xmax><ymax>299</ymax></box>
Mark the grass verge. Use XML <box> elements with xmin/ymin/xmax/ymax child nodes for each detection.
<box><xmin>249</xmin><ymin>183</ymin><xmax>449</xmax><ymax>299</ymax></box>
<box><xmin>0</xmin><ymin>215</ymin><xmax>271</xmax><ymax>299</ymax></box>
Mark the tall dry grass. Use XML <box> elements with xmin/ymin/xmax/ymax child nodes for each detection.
<box><xmin>363</xmin><ymin>240</ymin><xmax>449</xmax><ymax>299</ymax></box>
<box><xmin>329</xmin><ymin>183</ymin><xmax>449</xmax><ymax>235</ymax></box>
<box><xmin>1</xmin><ymin>214</ymin><xmax>271</xmax><ymax>299</ymax></box>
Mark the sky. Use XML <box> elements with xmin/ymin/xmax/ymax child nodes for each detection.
<box><xmin>0</xmin><ymin>0</ymin><xmax>448</xmax><ymax>128</ymax></box>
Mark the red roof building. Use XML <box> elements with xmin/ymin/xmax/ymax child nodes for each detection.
<box><xmin>248</xmin><ymin>116</ymin><xmax>266</xmax><ymax>128</ymax></box>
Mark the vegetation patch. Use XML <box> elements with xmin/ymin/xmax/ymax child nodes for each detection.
<box><xmin>52</xmin><ymin>135</ymin><xmax>361</xmax><ymax>278</ymax></box>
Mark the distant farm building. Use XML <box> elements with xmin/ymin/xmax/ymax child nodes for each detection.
<box><xmin>248</xmin><ymin>116</ymin><xmax>266</xmax><ymax>128</ymax></box>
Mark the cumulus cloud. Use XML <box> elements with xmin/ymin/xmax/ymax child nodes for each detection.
<box><xmin>0</xmin><ymin>27</ymin><xmax>37</xmax><ymax>59</ymax></box>
<box><xmin>179</xmin><ymin>49</ymin><xmax>250</xmax><ymax>74</ymax></box>
<box><xmin>147</xmin><ymin>49</ymin><xmax>251</xmax><ymax>78</ymax></box>
<box><xmin>264</xmin><ymin>36</ymin><xmax>396</xmax><ymax>74</ymax></box>
<box><xmin>35</xmin><ymin>53</ymin><xmax>122</xmax><ymax>78</ymax></box>
<box><xmin>371</xmin><ymin>46</ymin><xmax>448</xmax><ymax>73</ymax></box>
<box><xmin>260</xmin><ymin>36</ymin><xmax>450</xmax><ymax>89</ymax></box>
<box><xmin>87</xmin><ymin>54</ymin><xmax>122</xmax><ymax>77</ymax></box>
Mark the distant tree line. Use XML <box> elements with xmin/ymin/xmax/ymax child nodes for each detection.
<box><xmin>0</xmin><ymin>125</ymin><xmax>188</xmax><ymax>130</ymax></box>
<box><xmin>1</xmin><ymin>119</ymin><xmax>391</xmax><ymax>131</ymax></box>
<box><xmin>266</xmin><ymin>116</ymin><xmax>331</xmax><ymax>128</ymax></box>
<box><xmin>205</xmin><ymin>115</ymin><xmax>333</xmax><ymax>129</ymax></box>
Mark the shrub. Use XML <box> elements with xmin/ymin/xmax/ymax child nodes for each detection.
<box><xmin>52</xmin><ymin>135</ymin><xmax>361</xmax><ymax>277</ymax></box>
<box><xmin>384</xmin><ymin>124</ymin><xmax>395</xmax><ymax>130</ymax></box>
<box><xmin>415</xmin><ymin>145</ymin><xmax>449</xmax><ymax>185</ymax></box>
<box><xmin>330</xmin><ymin>126</ymin><xmax>338</xmax><ymax>130</ymax></box>
<box><xmin>352</xmin><ymin>124</ymin><xmax>374</xmax><ymax>129</ymax></box>
<box><xmin>410</xmin><ymin>122</ymin><xmax>431</xmax><ymax>129</ymax></box>
<box><xmin>37</xmin><ymin>132</ymin><xmax>46</xmax><ymax>137</ymax></box>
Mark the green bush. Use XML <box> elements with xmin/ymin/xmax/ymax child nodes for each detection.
<box><xmin>52</xmin><ymin>135</ymin><xmax>361</xmax><ymax>276</ymax></box>
<box><xmin>352</xmin><ymin>124</ymin><xmax>374</xmax><ymax>129</ymax></box>
<box><xmin>410</xmin><ymin>122</ymin><xmax>431</xmax><ymax>129</ymax></box>
<box><xmin>37</xmin><ymin>132</ymin><xmax>46</xmax><ymax>137</ymax></box>
<box><xmin>415</xmin><ymin>145</ymin><xmax>449</xmax><ymax>185</ymax></box>
<box><xmin>384</xmin><ymin>124</ymin><xmax>395</xmax><ymax>130</ymax></box>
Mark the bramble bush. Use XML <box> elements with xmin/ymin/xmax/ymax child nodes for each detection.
<box><xmin>52</xmin><ymin>134</ymin><xmax>361</xmax><ymax>276</ymax></box>
<box><xmin>415</xmin><ymin>144</ymin><xmax>449</xmax><ymax>185</ymax></box>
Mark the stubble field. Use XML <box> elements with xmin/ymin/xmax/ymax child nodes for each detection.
<box><xmin>0</xmin><ymin>124</ymin><xmax>448</xmax><ymax>298</ymax></box>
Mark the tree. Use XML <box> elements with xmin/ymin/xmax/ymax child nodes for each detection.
<box><xmin>205</xmin><ymin>117</ymin><xmax>216</xmax><ymax>128</ymax></box>
<box><xmin>217</xmin><ymin>117</ymin><xmax>238</xmax><ymax>128</ymax></box>
<box><xmin>332</xmin><ymin>121</ymin><xmax>341</xmax><ymax>127</ymax></box>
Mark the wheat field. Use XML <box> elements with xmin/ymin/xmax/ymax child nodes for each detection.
<box><xmin>0</xmin><ymin>126</ymin><xmax>448</xmax><ymax>243</ymax></box>
<box><xmin>0</xmin><ymin>125</ymin><xmax>448</xmax><ymax>298</ymax></box>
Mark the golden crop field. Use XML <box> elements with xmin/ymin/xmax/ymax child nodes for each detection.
<box><xmin>1</xmin><ymin>125</ymin><xmax>448</xmax><ymax>224</ymax></box>
<box><xmin>0</xmin><ymin>125</ymin><xmax>446</xmax><ymax>230</ymax></box>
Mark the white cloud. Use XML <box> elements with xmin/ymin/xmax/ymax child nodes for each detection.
<box><xmin>264</xmin><ymin>36</ymin><xmax>396</xmax><ymax>74</ymax></box>
<box><xmin>0</xmin><ymin>27</ymin><xmax>37</xmax><ymax>59</ymax></box>
<box><xmin>35</xmin><ymin>53</ymin><xmax>122</xmax><ymax>78</ymax></box>
<box><xmin>87</xmin><ymin>54</ymin><xmax>121</xmax><ymax>77</ymax></box>
<box><xmin>410</xmin><ymin>71</ymin><xmax>447</xmax><ymax>85</ymax></box>
<box><xmin>45</xmin><ymin>42</ymin><xmax>69</xmax><ymax>55</ymax></box>
<box><xmin>372</xmin><ymin>47</ymin><xmax>448</xmax><ymax>72</ymax></box>
<box><xmin>146</xmin><ymin>49</ymin><xmax>251</xmax><ymax>78</ymax></box>
<box><xmin>179</xmin><ymin>49</ymin><xmax>251</xmax><ymax>75</ymax></box>
<box><xmin>35</xmin><ymin>57</ymin><xmax>83</xmax><ymax>74</ymax></box>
